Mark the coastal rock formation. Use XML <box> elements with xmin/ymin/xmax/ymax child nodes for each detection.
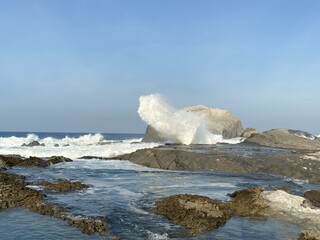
<box><xmin>0</xmin><ymin>155</ymin><xmax>72</xmax><ymax>168</ymax></box>
<box><xmin>0</xmin><ymin>171</ymin><xmax>107</xmax><ymax>235</ymax></box>
<box><xmin>241</xmin><ymin>128</ymin><xmax>257</xmax><ymax>138</ymax></box>
<box><xmin>304</xmin><ymin>190</ymin><xmax>320</xmax><ymax>208</ymax></box>
<box><xmin>38</xmin><ymin>179</ymin><xmax>88</xmax><ymax>192</ymax></box>
<box><xmin>111</xmin><ymin>145</ymin><xmax>320</xmax><ymax>183</ymax></box>
<box><xmin>244</xmin><ymin>128</ymin><xmax>320</xmax><ymax>151</ymax></box>
<box><xmin>142</xmin><ymin>105</ymin><xmax>244</xmax><ymax>142</ymax></box>
<box><xmin>22</xmin><ymin>141</ymin><xmax>45</xmax><ymax>147</ymax></box>
<box><xmin>0</xmin><ymin>160</ymin><xmax>6</xmax><ymax>170</ymax></box>
<box><xmin>155</xmin><ymin>188</ymin><xmax>267</xmax><ymax>234</ymax></box>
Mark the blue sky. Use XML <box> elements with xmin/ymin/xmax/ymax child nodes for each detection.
<box><xmin>0</xmin><ymin>0</ymin><xmax>319</xmax><ymax>134</ymax></box>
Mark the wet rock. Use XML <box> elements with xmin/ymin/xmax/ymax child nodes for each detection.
<box><xmin>227</xmin><ymin>187</ymin><xmax>268</xmax><ymax>216</ymax></box>
<box><xmin>0</xmin><ymin>155</ymin><xmax>72</xmax><ymax>168</ymax></box>
<box><xmin>22</xmin><ymin>141</ymin><xmax>45</xmax><ymax>147</ymax></box>
<box><xmin>54</xmin><ymin>144</ymin><xmax>59</xmax><ymax>147</ymax></box>
<box><xmin>155</xmin><ymin>194</ymin><xmax>227</xmax><ymax>234</ymax></box>
<box><xmin>155</xmin><ymin>188</ymin><xmax>267</xmax><ymax>234</ymax></box>
<box><xmin>38</xmin><ymin>179</ymin><xmax>87</xmax><ymax>192</ymax></box>
<box><xmin>244</xmin><ymin>128</ymin><xmax>320</xmax><ymax>151</ymax></box>
<box><xmin>298</xmin><ymin>230</ymin><xmax>320</xmax><ymax>240</ymax></box>
<box><xmin>0</xmin><ymin>172</ymin><xmax>108</xmax><ymax>235</ymax></box>
<box><xmin>304</xmin><ymin>190</ymin><xmax>320</xmax><ymax>208</ymax></box>
<box><xmin>112</xmin><ymin>145</ymin><xmax>320</xmax><ymax>184</ymax></box>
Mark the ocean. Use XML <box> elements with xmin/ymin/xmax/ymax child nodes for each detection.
<box><xmin>0</xmin><ymin>132</ymin><xmax>318</xmax><ymax>239</ymax></box>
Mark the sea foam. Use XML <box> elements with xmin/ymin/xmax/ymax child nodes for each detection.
<box><xmin>0</xmin><ymin>134</ymin><xmax>160</xmax><ymax>159</ymax></box>
<box><xmin>138</xmin><ymin>94</ymin><xmax>242</xmax><ymax>145</ymax></box>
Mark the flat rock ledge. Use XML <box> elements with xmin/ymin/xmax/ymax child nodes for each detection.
<box><xmin>38</xmin><ymin>179</ymin><xmax>88</xmax><ymax>192</ymax></box>
<box><xmin>0</xmin><ymin>171</ymin><xmax>108</xmax><ymax>236</ymax></box>
<box><xmin>110</xmin><ymin>145</ymin><xmax>320</xmax><ymax>184</ymax></box>
<box><xmin>155</xmin><ymin>188</ymin><xmax>267</xmax><ymax>235</ymax></box>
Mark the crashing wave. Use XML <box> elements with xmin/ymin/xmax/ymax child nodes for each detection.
<box><xmin>138</xmin><ymin>94</ymin><xmax>243</xmax><ymax>145</ymax></box>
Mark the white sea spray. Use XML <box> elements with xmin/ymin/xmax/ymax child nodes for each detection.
<box><xmin>138</xmin><ymin>94</ymin><xmax>242</xmax><ymax>145</ymax></box>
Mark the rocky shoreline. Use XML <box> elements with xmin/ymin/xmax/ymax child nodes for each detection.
<box><xmin>0</xmin><ymin>155</ymin><xmax>108</xmax><ymax>236</ymax></box>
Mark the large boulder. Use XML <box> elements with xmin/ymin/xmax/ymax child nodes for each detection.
<box><xmin>142</xmin><ymin>105</ymin><xmax>244</xmax><ymax>142</ymax></box>
<box><xmin>244</xmin><ymin>128</ymin><xmax>320</xmax><ymax>151</ymax></box>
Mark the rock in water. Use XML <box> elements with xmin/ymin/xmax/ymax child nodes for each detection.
<box><xmin>142</xmin><ymin>105</ymin><xmax>243</xmax><ymax>142</ymax></box>
<box><xmin>304</xmin><ymin>190</ymin><xmax>320</xmax><ymax>208</ymax></box>
<box><xmin>244</xmin><ymin>128</ymin><xmax>320</xmax><ymax>150</ymax></box>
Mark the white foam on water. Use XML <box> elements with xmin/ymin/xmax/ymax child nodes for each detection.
<box><xmin>138</xmin><ymin>94</ymin><xmax>243</xmax><ymax>145</ymax></box>
<box><xmin>0</xmin><ymin>139</ymin><xmax>160</xmax><ymax>159</ymax></box>
<box><xmin>262</xmin><ymin>190</ymin><xmax>320</xmax><ymax>229</ymax></box>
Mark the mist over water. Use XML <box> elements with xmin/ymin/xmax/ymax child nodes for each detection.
<box><xmin>138</xmin><ymin>94</ymin><xmax>242</xmax><ymax>145</ymax></box>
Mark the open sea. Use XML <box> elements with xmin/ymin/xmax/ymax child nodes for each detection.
<box><xmin>0</xmin><ymin>132</ymin><xmax>318</xmax><ymax>240</ymax></box>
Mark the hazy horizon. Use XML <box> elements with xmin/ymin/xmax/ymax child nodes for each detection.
<box><xmin>1</xmin><ymin>0</ymin><xmax>320</xmax><ymax>135</ymax></box>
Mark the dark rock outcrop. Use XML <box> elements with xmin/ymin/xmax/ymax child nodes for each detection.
<box><xmin>244</xmin><ymin>128</ymin><xmax>320</xmax><ymax>151</ymax></box>
<box><xmin>0</xmin><ymin>155</ymin><xmax>72</xmax><ymax>168</ymax></box>
<box><xmin>304</xmin><ymin>190</ymin><xmax>320</xmax><ymax>208</ymax></box>
<box><xmin>38</xmin><ymin>179</ymin><xmax>87</xmax><ymax>192</ymax></box>
<box><xmin>155</xmin><ymin>188</ymin><xmax>267</xmax><ymax>234</ymax></box>
<box><xmin>111</xmin><ymin>145</ymin><xmax>320</xmax><ymax>183</ymax></box>
<box><xmin>22</xmin><ymin>141</ymin><xmax>45</xmax><ymax>147</ymax></box>
<box><xmin>0</xmin><ymin>171</ymin><xmax>107</xmax><ymax>235</ymax></box>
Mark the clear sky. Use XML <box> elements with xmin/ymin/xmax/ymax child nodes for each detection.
<box><xmin>0</xmin><ymin>0</ymin><xmax>319</xmax><ymax>134</ymax></box>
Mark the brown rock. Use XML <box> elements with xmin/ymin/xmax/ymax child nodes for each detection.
<box><xmin>0</xmin><ymin>155</ymin><xmax>72</xmax><ymax>168</ymax></box>
<box><xmin>241</xmin><ymin>128</ymin><xmax>257</xmax><ymax>138</ymax></box>
<box><xmin>38</xmin><ymin>179</ymin><xmax>87</xmax><ymax>192</ymax></box>
<box><xmin>155</xmin><ymin>194</ymin><xmax>227</xmax><ymax>234</ymax></box>
<box><xmin>227</xmin><ymin>187</ymin><xmax>268</xmax><ymax>216</ymax></box>
<box><xmin>304</xmin><ymin>190</ymin><xmax>320</xmax><ymax>208</ymax></box>
<box><xmin>155</xmin><ymin>188</ymin><xmax>268</xmax><ymax>235</ymax></box>
<box><xmin>298</xmin><ymin>230</ymin><xmax>320</xmax><ymax>240</ymax></box>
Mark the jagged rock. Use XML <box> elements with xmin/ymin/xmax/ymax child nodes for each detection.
<box><xmin>244</xmin><ymin>128</ymin><xmax>320</xmax><ymax>150</ymax></box>
<box><xmin>0</xmin><ymin>155</ymin><xmax>72</xmax><ymax>168</ymax></box>
<box><xmin>22</xmin><ymin>141</ymin><xmax>45</xmax><ymax>147</ymax></box>
<box><xmin>38</xmin><ymin>179</ymin><xmax>87</xmax><ymax>192</ymax></box>
<box><xmin>142</xmin><ymin>105</ymin><xmax>244</xmax><ymax>142</ymax></box>
<box><xmin>155</xmin><ymin>188</ymin><xmax>267</xmax><ymax>235</ymax></box>
<box><xmin>241</xmin><ymin>128</ymin><xmax>257</xmax><ymax>138</ymax></box>
<box><xmin>304</xmin><ymin>190</ymin><xmax>320</xmax><ymax>208</ymax></box>
<box><xmin>298</xmin><ymin>230</ymin><xmax>320</xmax><ymax>240</ymax></box>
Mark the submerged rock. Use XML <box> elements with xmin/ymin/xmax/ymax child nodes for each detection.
<box><xmin>304</xmin><ymin>190</ymin><xmax>320</xmax><ymax>208</ymax></box>
<box><xmin>244</xmin><ymin>128</ymin><xmax>320</xmax><ymax>151</ymax></box>
<box><xmin>38</xmin><ymin>179</ymin><xmax>87</xmax><ymax>192</ymax></box>
<box><xmin>155</xmin><ymin>188</ymin><xmax>267</xmax><ymax>235</ymax></box>
<box><xmin>142</xmin><ymin>105</ymin><xmax>244</xmax><ymax>142</ymax></box>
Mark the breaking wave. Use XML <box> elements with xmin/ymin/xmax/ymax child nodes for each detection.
<box><xmin>138</xmin><ymin>94</ymin><xmax>242</xmax><ymax>145</ymax></box>
<box><xmin>0</xmin><ymin>133</ymin><xmax>159</xmax><ymax>159</ymax></box>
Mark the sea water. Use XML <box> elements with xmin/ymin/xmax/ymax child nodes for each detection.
<box><xmin>0</xmin><ymin>132</ymin><xmax>319</xmax><ymax>240</ymax></box>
